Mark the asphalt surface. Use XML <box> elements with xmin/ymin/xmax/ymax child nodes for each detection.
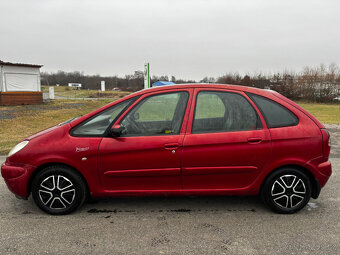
<box><xmin>0</xmin><ymin>130</ymin><xmax>339</xmax><ymax>254</ymax></box>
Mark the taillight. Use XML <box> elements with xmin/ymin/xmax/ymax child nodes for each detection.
<box><xmin>321</xmin><ymin>128</ymin><xmax>331</xmax><ymax>159</ymax></box>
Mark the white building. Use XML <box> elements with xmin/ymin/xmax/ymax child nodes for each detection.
<box><xmin>0</xmin><ymin>60</ymin><xmax>43</xmax><ymax>105</ymax></box>
<box><xmin>0</xmin><ymin>60</ymin><xmax>42</xmax><ymax>92</ymax></box>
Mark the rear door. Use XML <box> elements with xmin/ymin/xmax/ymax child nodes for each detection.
<box><xmin>182</xmin><ymin>88</ymin><xmax>272</xmax><ymax>190</ymax></box>
<box><xmin>98</xmin><ymin>89</ymin><xmax>193</xmax><ymax>190</ymax></box>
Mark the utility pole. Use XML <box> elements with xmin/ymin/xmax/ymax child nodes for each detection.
<box><xmin>144</xmin><ymin>63</ymin><xmax>150</xmax><ymax>89</ymax></box>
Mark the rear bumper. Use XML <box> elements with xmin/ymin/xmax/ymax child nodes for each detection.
<box><xmin>305</xmin><ymin>158</ymin><xmax>332</xmax><ymax>188</ymax></box>
<box><xmin>1</xmin><ymin>161</ymin><xmax>35</xmax><ymax>198</ymax></box>
<box><xmin>318</xmin><ymin>161</ymin><xmax>332</xmax><ymax>178</ymax></box>
<box><xmin>316</xmin><ymin>161</ymin><xmax>332</xmax><ymax>187</ymax></box>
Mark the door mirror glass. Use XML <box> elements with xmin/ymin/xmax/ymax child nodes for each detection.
<box><xmin>111</xmin><ymin>125</ymin><xmax>126</xmax><ymax>137</ymax></box>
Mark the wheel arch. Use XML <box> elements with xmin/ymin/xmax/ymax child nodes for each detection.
<box><xmin>260</xmin><ymin>164</ymin><xmax>320</xmax><ymax>199</ymax></box>
<box><xmin>27</xmin><ymin>162</ymin><xmax>91</xmax><ymax>198</ymax></box>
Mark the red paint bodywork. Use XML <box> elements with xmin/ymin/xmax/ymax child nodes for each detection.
<box><xmin>1</xmin><ymin>84</ymin><xmax>332</xmax><ymax>199</ymax></box>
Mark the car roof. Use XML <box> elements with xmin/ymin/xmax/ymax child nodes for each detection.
<box><xmin>130</xmin><ymin>83</ymin><xmax>274</xmax><ymax>97</ymax></box>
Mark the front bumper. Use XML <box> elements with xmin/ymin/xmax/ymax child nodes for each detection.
<box><xmin>1</xmin><ymin>161</ymin><xmax>35</xmax><ymax>198</ymax></box>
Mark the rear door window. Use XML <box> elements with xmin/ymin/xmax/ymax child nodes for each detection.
<box><xmin>192</xmin><ymin>91</ymin><xmax>261</xmax><ymax>133</ymax></box>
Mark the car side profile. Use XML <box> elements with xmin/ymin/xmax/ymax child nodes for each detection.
<box><xmin>1</xmin><ymin>84</ymin><xmax>332</xmax><ymax>215</ymax></box>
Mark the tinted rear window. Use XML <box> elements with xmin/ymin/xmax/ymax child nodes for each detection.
<box><xmin>248</xmin><ymin>93</ymin><xmax>298</xmax><ymax>128</ymax></box>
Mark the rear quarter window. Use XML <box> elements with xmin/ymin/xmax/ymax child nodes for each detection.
<box><xmin>248</xmin><ymin>93</ymin><xmax>299</xmax><ymax>128</ymax></box>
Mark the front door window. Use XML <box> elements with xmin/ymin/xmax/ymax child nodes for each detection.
<box><xmin>120</xmin><ymin>92</ymin><xmax>189</xmax><ymax>136</ymax></box>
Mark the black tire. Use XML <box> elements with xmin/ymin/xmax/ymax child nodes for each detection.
<box><xmin>31</xmin><ymin>165</ymin><xmax>87</xmax><ymax>215</ymax></box>
<box><xmin>261</xmin><ymin>167</ymin><xmax>311</xmax><ymax>214</ymax></box>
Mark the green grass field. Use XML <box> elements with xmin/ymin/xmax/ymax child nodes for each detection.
<box><xmin>297</xmin><ymin>102</ymin><xmax>340</xmax><ymax>124</ymax></box>
<box><xmin>0</xmin><ymin>96</ymin><xmax>339</xmax><ymax>155</ymax></box>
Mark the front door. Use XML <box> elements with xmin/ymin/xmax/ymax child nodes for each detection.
<box><xmin>182</xmin><ymin>89</ymin><xmax>271</xmax><ymax>190</ymax></box>
<box><xmin>98</xmin><ymin>89</ymin><xmax>192</xmax><ymax>190</ymax></box>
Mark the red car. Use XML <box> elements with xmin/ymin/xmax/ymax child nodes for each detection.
<box><xmin>1</xmin><ymin>84</ymin><xmax>332</xmax><ymax>215</ymax></box>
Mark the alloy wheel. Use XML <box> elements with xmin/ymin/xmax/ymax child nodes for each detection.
<box><xmin>271</xmin><ymin>174</ymin><xmax>306</xmax><ymax>209</ymax></box>
<box><xmin>38</xmin><ymin>175</ymin><xmax>76</xmax><ymax>210</ymax></box>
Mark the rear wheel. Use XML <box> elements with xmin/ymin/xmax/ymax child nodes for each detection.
<box><xmin>32</xmin><ymin>165</ymin><xmax>87</xmax><ymax>215</ymax></box>
<box><xmin>261</xmin><ymin>168</ymin><xmax>311</xmax><ymax>214</ymax></box>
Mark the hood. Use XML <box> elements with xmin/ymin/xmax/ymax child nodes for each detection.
<box><xmin>26</xmin><ymin>125</ymin><xmax>61</xmax><ymax>140</ymax></box>
<box><xmin>26</xmin><ymin>118</ymin><xmax>76</xmax><ymax>140</ymax></box>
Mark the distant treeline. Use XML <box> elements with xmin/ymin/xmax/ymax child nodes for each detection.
<box><xmin>41</xmin><ymin>70</ymin><xmax>195</xmax><ymax>92</ymax></box>
<box><xmin>41</xmin><ymin>64</ymin><xmax>340</xmax><ymax>102</ymax></box>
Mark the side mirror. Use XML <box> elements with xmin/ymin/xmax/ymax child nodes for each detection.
<box><xmin>111</xmin><ymin>124</ymin><xmax>125</xmax><ymax>137</ymax></box>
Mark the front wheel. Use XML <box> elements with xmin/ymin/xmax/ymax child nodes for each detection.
<box><xmin>261</xmin><ymin>168</ymin><xmax>311</xmax><ymax>214</ymax></box>
<box><xmin>31</xmin><ymin>165</ymin><xmax>87</xmax><ymax>215</ymax></box>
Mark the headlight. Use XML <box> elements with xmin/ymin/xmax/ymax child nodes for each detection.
<box><xmin>8</xmin><ymin>141</ymin><xmax>29</xmax><ymax>157</ymax></box>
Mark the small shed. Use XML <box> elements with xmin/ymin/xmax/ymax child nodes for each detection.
<box><xmin>0</xmin><ymin>60</ymin><xmax>43</xmax><ymax>105</ymax></box>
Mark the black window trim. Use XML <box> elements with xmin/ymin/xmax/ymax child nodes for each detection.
<box><xmin>246</xmin><ymin>92</ymin><xmax>299</xmax><ymax>129</ymax></box>
<box><xmin>191</xmin><ymin>90</ymin><xmax>263</xmax><ymax>134</ymax></box>
<box><xmin>119</xmin><ymin>91</ymin><xmax>190</xmax><ymax>137</ymax></box>
<box><xmin>70</xmin><ymin>96</ymin><xmax>139</xmax><ymax>137</ymax></box>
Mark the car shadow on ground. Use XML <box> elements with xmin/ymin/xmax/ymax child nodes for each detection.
<box><xmin>9</xmin><ymin>193</ymin><xmax>322</xmax><ymax>216</ymax></box>
<box><xmin>81</xmin><ymin>195</ymin><xmax>267</xmax><ymax>215</ymax></box>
